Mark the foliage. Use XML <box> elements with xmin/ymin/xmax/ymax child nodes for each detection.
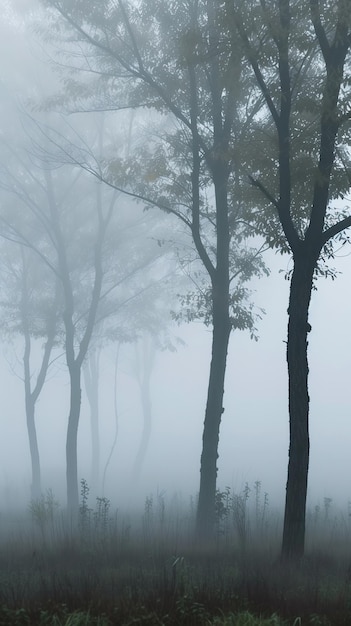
<box><xmin>231</xmin><ymin>0</ymin><xmax>351</xmax><ymax>268</ymax></box>
<box><xmin>29</xmin><ymin>488</ymin><xmax>60</xmax><ymax>528</ymax></box>
<box><xmin>0</xmin><ymin>245</ymin><xmax>60</xmax><ymax>343</ymax></box>
<box><xmin>36</xmin><ymin>0</ymin><xmax>269</xmax><ymax>334</ymax></box>
<box><xmin>78</xmin><ymin>479</ymin><xmax>112</xmax><ymax>545</ymax></box>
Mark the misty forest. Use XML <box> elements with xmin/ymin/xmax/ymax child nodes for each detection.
<box><xmin>1</xmin><ymin>0</ymin><xmax>351</xmax><ymax>624</ymax></box>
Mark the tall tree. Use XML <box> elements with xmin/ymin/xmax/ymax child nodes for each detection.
<box><xmin>83</xmin><ymin>344</ymin><xmax>101</xmax><ymax>495</ymax></box>
<box><xmin>39</xmin><ymin>0</ymin><xmax>267</xmax><ymax>538</ymax></box>
<box><xmin>44</xmin><ymin>166</ymin><xmax>115</xmax><ymax>515</ymax></box>
<box><xmin>20</xmin><ymin>249</ymin><xmax>59</xmax><ymax>500</ymax></box>
<box><xmin>232</xmin><ymin>0</ymin><xmax>351</xmax><ymax>559</ymax></box>
<box><xmin>82</xmin><ymin>240</ymin><xmax>176</xmax><ymax>495</ymax></box>
<box><xmin>0</xmin><ymin>242</ymin><xmax>60</xmax><ymax>499</ymax></box>
<box><xmin>0</xmin><ymin>7</ymin><xmax>179</xmax><ymax>512</ymax></box>
<box><xmin>130</xmin><ymin>335</ymin><xmax>155</xmax><ymax>483</ymax></box>
<box><xmin>0</xmin><ymin>132</ymin><xmax>117</xmax><ymax>514</ymax></box>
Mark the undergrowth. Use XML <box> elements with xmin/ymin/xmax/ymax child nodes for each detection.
<box><xmin>0</xmin><ymin>481</ymin><xmax>349</xmax><ymax>625</ymax></box>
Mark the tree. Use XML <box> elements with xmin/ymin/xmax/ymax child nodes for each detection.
<box><xmin>44</xmin><ymin>166</ymin><xmax>116</xmax><ymax>515</ymax></box>
<box><xmin>38</xmin><ymin>0</ymin><xmax>268</xmax><ymax>538</ymax></box>
<box><xmin>0</xmin><ymin>124</ymin><xmax>118</xmax><ymax>514</ymax></box>
<box><xmin>129</xmin><ymin>316</ymin><xmax>183</xmax><ymax>483</ymax></box>
<box><xmin>83</xmin><ymin>343</ymin><xmax>101</xmax><ymax>495</ymax></box>
<box><xmin>0</xmin><ymin>0</ymin><xmax>65</xmax><ymax>501</ymax></box>
<box><xmin>130</xmin><ymin>335</ymin><xmax>156</xmax><ymax>483</ymax></box>
<box><xmin>0</xmin><ymin>241</ymin><xmax>60</xmax><ymax>499</ymax></box>
<box><xmin>0</xmin><ymin>2</ymin><xmax>180</xmax><ymax>512</ymax></box>
<box><xmin>81</xmin><ymin>213</ymin><xmax>179</xmax><ymax>495</ymax></box>
<box><xmin>232</xmin><ymin>0</ymin><xmax>351</xmax><ymax>559</ymax></box>
<box><xmin>20</xmin><ymin>249</ymin><xmax>59</xmax><ymax>500</ymax></box>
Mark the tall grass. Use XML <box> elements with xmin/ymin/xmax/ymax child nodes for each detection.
<box><xmin>0</xmin><ymin>481</ymin><xmax>349</xmax><ymax>624</ymax></box>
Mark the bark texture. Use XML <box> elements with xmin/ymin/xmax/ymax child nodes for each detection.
<box><xmin>282</xmin><ymin>256</ymin><xmax>315</xmax><ymax>559</ymax></box>
<box><xmin>196</xmin><ymin>292</ymin><xmax>231</xmax><ymax>537</ymax></box>
<box><xmin>66</xmin><ymin>363</ymin><xmax>82</xmax><ymax>515</ymax></box>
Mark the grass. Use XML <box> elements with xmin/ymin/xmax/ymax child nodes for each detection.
<box><xmin>0</xmin><ymin>481</ymin><xmax>349</xmax><ymax>624</ymax></box>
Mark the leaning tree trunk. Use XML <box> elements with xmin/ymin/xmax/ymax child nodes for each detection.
<box><xmin>282</xmin><ymin>255</ymin><xmax>315</xmax><ymax>560</ymax></box>
<box><xmin>196</xmin><ymin>286</ymin><xmax>231</xmax><ymax>540</ymax></box>
<box><xmin>23</xmin><ymin>332</ymin><xmax>41</xmax><ymax>500</ymax></box>
<box><xmin>132</xmin><ymin>368</ymin><xmax>152</xmax><ymax>482</ymax></box>
<box><xmin>25</xmin><ymin>395</ymin><xmax>41</xmax><ymax>500</ymax></box>
<box><xmin>132</xmin><ymin>339</ymin><xmax>155</xmax><ymax>482</ymax></box>
<box><xmin>84</xmin><ymin>348</ymin><xmax>101</xmax><ymax>495</ymax></box>
<box><xmin>66</xmin><ymin>362</ymin><xmax>82</xmax><ymax>516</ymax></box>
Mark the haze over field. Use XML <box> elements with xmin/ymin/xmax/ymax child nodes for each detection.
<box><xmin>0</xmin><ymin>251</ymin><xmax>350</xmax><ymax>510</ymax></box>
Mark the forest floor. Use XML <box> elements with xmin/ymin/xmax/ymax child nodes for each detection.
<box><xmin>0</xmin><ymin>483</ymin><xmax>350</xmax><ymax>625</ymax></box>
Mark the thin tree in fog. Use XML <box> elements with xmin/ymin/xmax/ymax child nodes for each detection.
<box><xmin>83</xmin><ymin>288</ymin><xmax>172</xmax><ymax>495</ymax></box>
<box><xmin>0</xmin><ymin>132</ymin><xmax>64</xmax><ymax>501</ymax></box>
<box><xmin>82</xmin><ymin>344</ymin><xmax>101</xmax><ymax>495</ymax></box>
<box><xmin>104</xmin><ymin>265</ymin><xmax>185</xmax><ymax>485</ymax></box>
<box><xmin>232</xmin><ymin>0</ymin><xmax>351</xmax><ymax>559</ymax></box>
<box><xmin>130</xmin><ymin>335</ymin><xmax>155</xmax><ymax>483</ymax></box>
<box><xmin>0</xmin><ymin>129</ymin><xmax>117</xmax><ymax>513</ymax></box>
<box><xmin>0</xmin><ymin>242</ymin><xmax>60</xmax><ymax>499</ymax></box>
<box><xmin>39</xmin><ymin>0</ymin><xmax>268</xmax><ymax>539</ymax></box>
<box><xmin>101</xmin><ymin>342</ymin><xmax>120</xmax><ymax>496</ymax></box>
<box><xmin>20</xmin><ymin>250</ymin><xmax>60</xmax><ymax>500</ymax></box>
<box><xmin>0</xmin><ymin>108</ymin><xmax>175</xmax><ymax>512</ymax></box>
<box><xmin>80</xmin><ymin>193</ymin><xmax>180</xmax><ymax>495</ymax></box>
<box><xmin>129</xmin><ymin>311</ymin><xmax>183</xmax><ymax>483</ymax></box>
<box><xmin>45</xmin><ymin>166</ymin><xmax>116</xmax><ymax>515</ymax></box>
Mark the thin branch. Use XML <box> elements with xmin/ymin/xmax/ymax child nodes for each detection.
<box><xmin>229</xmin><ymin>242</ymin><xmax>270</xmax><ymax>283</ymax></box>
<box><xmin>248</xmin><ymin>174</ymin><xmax>280</xmax><ymax>209</ymax></box>
<box><xmin>309</xmin><ymin>0</ymin><xmax>331</xmax><ymax>62</ymax></box>
<box><xmin>118</xmin><ymin>0</ymin><xmax>145</xmax><ymax>72</ymax></box>
<box><xmin>234</xmin><ymin>10</ymin><xmax>280</xmax><ymax>127</ymax></box>
<box><xmin>0</xmin><ymin>216</ymin><xmax>59</xmax><ymax>277</ymax></box>
<box><xmin>321</xmin><ymin>215</ymin><xmax>351</xmax><ymax>246</ymax></box>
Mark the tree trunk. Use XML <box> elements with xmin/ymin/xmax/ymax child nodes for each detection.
<box><xmin>83</xmin><ymin>348</ymin><xmax>100</xmax><ymax>495</ymax></box>
<box><xmin>25</xmin><ymin>395</ymin><xmax>41</xmax><ymax>500</ymax></box>
<box><xmin>281</xmin><ymin>255</ymin><xmax>315</xmax><ymax>560</ymax></box>
<box><xmin>102</xmin><ymin>343</ymin><xmax>120</xmax><ymax>494</ymax></box>
<box><xmin>132</xmin><ymin>338</ymin><xmax>155</xmax><ymax>482</ymax></box>
<box><xmin>196</xmin><ymin>290</ymin><xmax>231</xmax><ymax>539</ymax></box>
<box><xmin>66</xmin><ymin>363</ymin><xmax>82</xmax><ymax>516</ymax></box>
<box><xmin>132</xmin><ymin>365</ymin><xmax>152</xmax><ymax>482</ymax></box>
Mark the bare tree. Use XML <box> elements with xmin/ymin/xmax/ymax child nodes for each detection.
<box><xmin>0</xmin><ymin>242</ymin><xmax>60</xmax><ymax>499</ymax></box>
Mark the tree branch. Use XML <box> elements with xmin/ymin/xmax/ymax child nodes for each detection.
<box><xmin>248</xmin><ymin>174</ymin><xmax>279</xmax><ymax>209</ymax></box>
<box><xmin>234</xmin><ymin>10</ymin><xmax>280</xmax><ymax>127</ymax></box>
<box><xmin>309</xmin><ymin>0</ymin><xmax>331</xmax><ymax>62</ymax></box>
<box><xmin>50</xmin><ymin>2</ymin><xmax>210</xmax><ymax>153</ymax></box>
<box><xmin>321</xmin><ymin>215</ymin><xmax>351</xmax><ymax>246</ymax></box>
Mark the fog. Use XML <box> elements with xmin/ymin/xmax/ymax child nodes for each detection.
<box><xmin>0</xmin><ymin>0</ymin><xmax>350</xmax><ymax>524</ymax></box>
<box><xmin>1</xmin><ymin>249</ymin><xmax>350</xmax><ymax>513</ymax></box>
<box><xmin>3</xmin><ymin>5</ymin><xmax>351</xmax><ymax>623</ymax></box>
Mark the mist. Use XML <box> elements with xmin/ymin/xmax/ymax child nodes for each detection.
<box><xmin>1</xmin><ymin>2</ymin><xmax>351</xmax><ymax>624</ymax></box>
<box><xmin>0</xmin><ymin>250</ymin><xmax>349</xmax><ymax>510</ymax></box>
